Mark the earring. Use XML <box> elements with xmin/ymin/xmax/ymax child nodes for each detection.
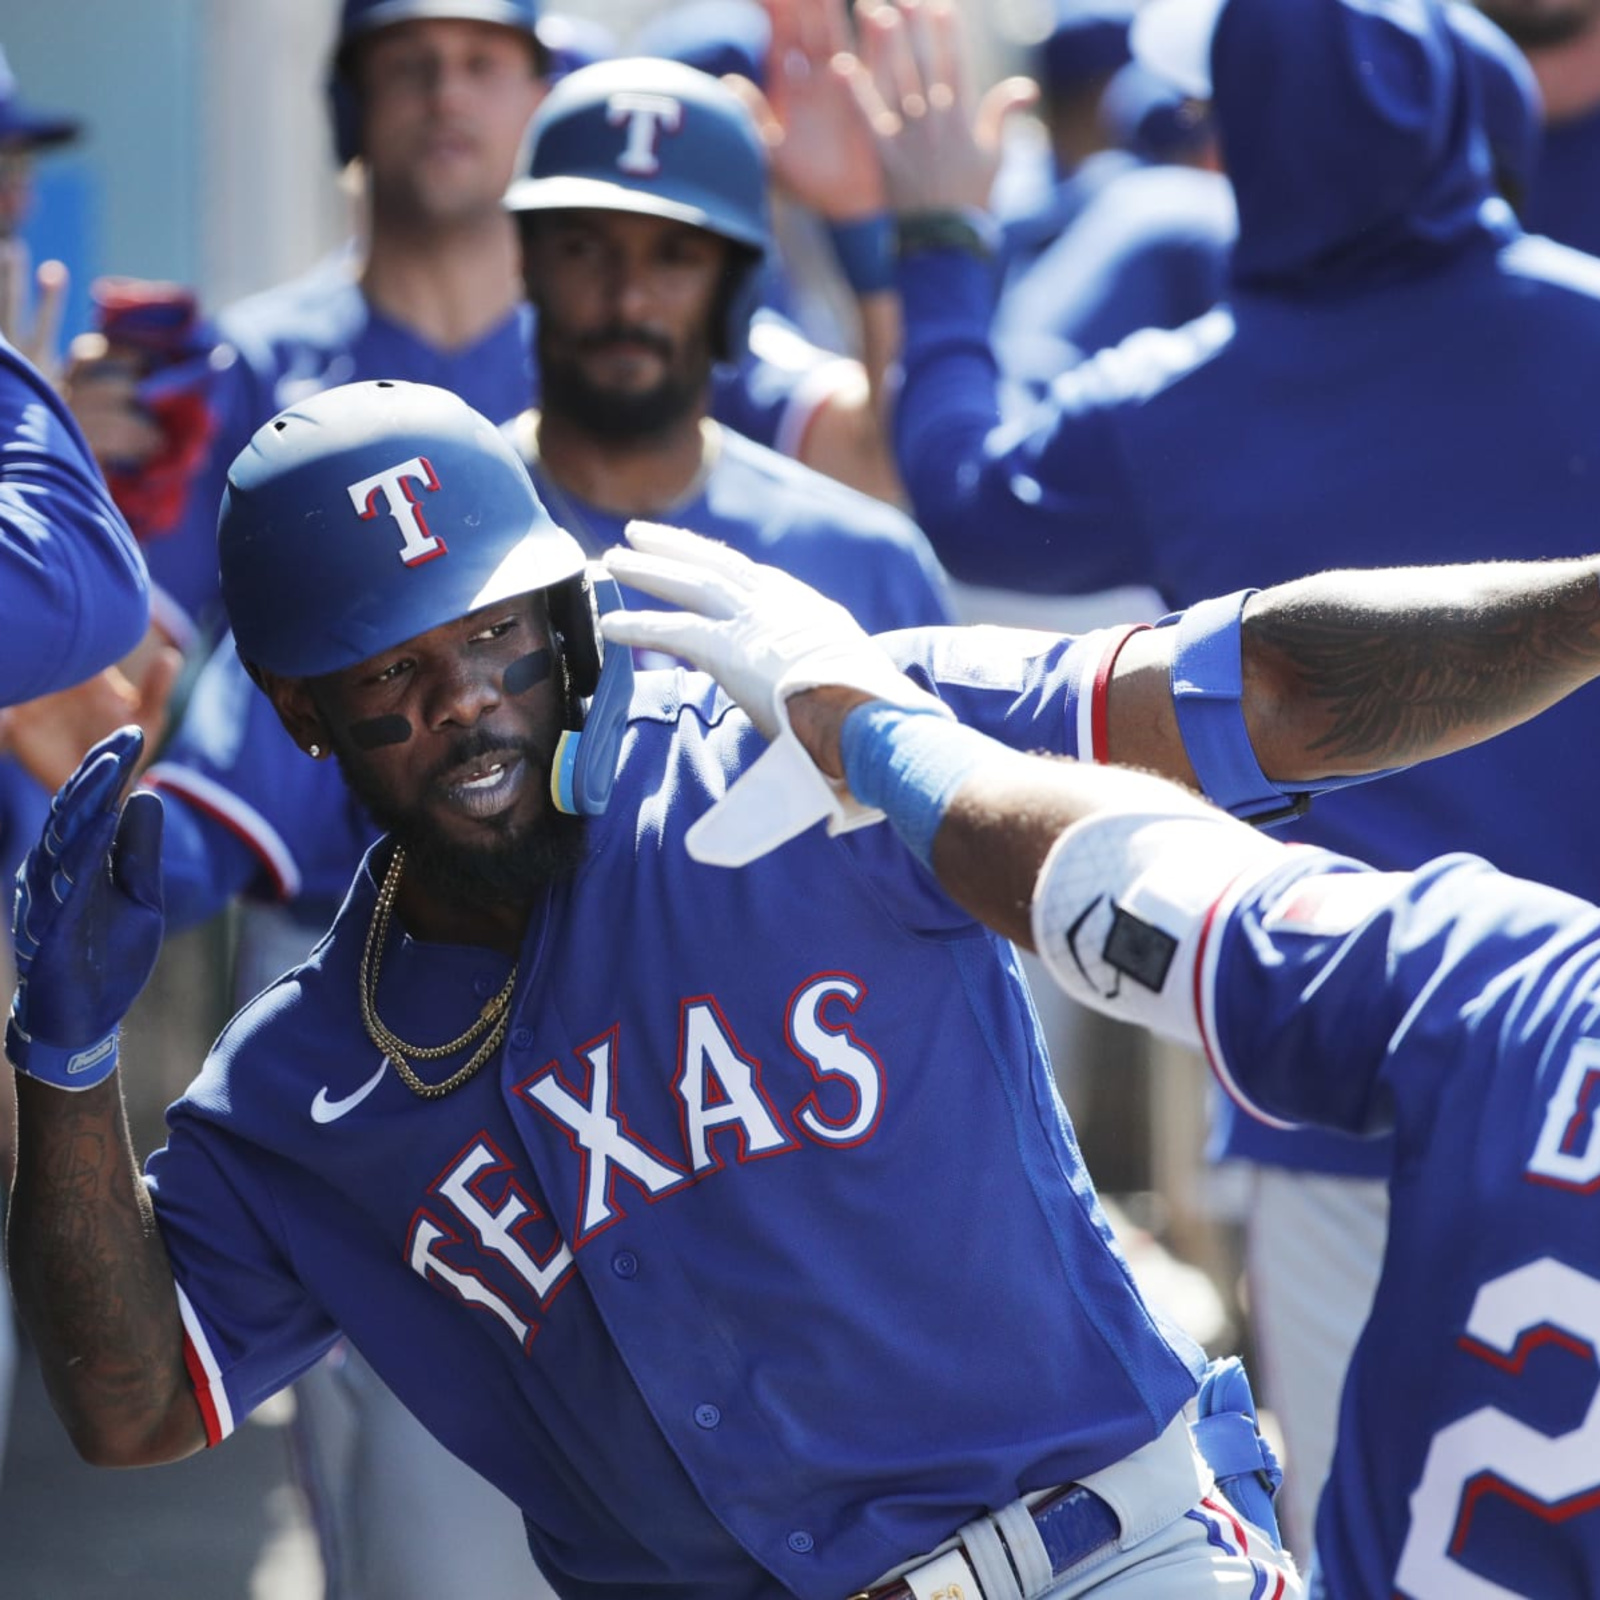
<box><xmin>308</xmin><ymin>743</ymin><xmax>322</xmax><ymax>758</ymax></box>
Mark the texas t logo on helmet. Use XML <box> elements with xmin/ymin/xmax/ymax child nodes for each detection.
<box><xmin>220</xmin><ymin>380</ymin><xmax>635</xmax><ymax>816</ymax></box>
<box><xmin>347</xmin><ymin>456</ymin><xmax>447</xmax><ymax>567</ymax></box>
<box><xmin>503</xmin><ymin>57</ymin><xmax>771</xmax><ymax>363</ymax></box>
<box><xmin>607</xmin><ymin>92</ymin><xmax>683</xmax><ymax>176</ymax></box>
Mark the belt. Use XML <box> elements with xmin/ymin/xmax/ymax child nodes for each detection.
<box><xmin>853</xmin><ymin>1481</ymin><xmax>1120</xmax><ymax>1600</ymax></box>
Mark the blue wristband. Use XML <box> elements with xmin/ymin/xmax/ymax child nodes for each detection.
<box><xmin>1168</xmin><ymin>590</ymin><xmax>1303</xmax><ymax>824</ymax></box>
<box><xmin>827</xmin><ymin>214</ymin><xmax>897</xmax><ymax>296</ymax></box>
<box><xmin>839</xmin><ymin>702</ymin><xmax>992</xmax><ymax>866</ymax></box>
<box><xmin>6</xmin><ymin>1015</ymin><xmax>121</xmax><ymax>1091</ymax></box>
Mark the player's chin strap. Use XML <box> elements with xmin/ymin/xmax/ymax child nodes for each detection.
<box><xmin>551</xmin><ymin>573</ymin><xmax>635</xmax><ymax>817</ymax></box>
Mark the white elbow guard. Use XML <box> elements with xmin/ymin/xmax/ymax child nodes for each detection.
<box><xmin>1031</xmin><ymin>810</ymin><xmax>1285</xmax><ymax>1048</ymax></box>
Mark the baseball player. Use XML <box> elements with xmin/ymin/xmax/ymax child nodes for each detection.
<box><xmin>20</xmin><ymin>383</ymin><xmax>1600</xmax><ymax>1600</ymax></box>
<box><xmin>845</xmin><ymin>0</ymin><xmax>1600</xmax><ymax>1556</ymax></box>
<box><xmin>135</xmin><ymin>54</ymin><xmax>953</xmax><ymax>1597</ymax></box>
<box><xmin>604</xmin><ymin>528</ymin><xmax>1600</xmax><ymax>1599</ymax></box>
<box><xmin>504</xmin><ymin>57</ymin><xmax>949</xmax><ymax>630</ymax></box>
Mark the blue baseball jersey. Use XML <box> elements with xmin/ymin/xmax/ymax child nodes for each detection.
<box><xmin>144</xmin><ymin>423</ymin><xmax>950</xmax><ymax>934</ymax></box>
<box><xmin>140</xmin><ymin>261</ymin><xmax>853</xmax><ymax>650</ymax></box>
<box><xmin>895</xmin><ymin>0</ymin><xmax>1600</xmax><ymax>1178</ymax></box>
<box><xmin>1039</xmin><ymin>815</ymin><xmax>1600</xmax><ymax>1598</ymax></box>
<box><xmin>0</xmin><ymin>331</ymin><xmax>149</xmax><ymax>698</ymax></box>
<box><xmin>509</xmin><ymin>413</ymin><xmax>952</xmax><ymax>633</ymax></box>
<box><xmin>1225</xmin><ymin>858</ymin><xmax>1600</xmax><ymax>1600</ymax></box>
<box><xmin>143</xmin><ymin>626</ymin><xmax>1203</xmax><ymax>1600</ymax></box>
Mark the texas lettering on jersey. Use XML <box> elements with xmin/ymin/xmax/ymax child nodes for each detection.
<box><xmin>406</xmin><ymin>973</ymin><xmax>883</xmax><ymax>1350</ymax></box>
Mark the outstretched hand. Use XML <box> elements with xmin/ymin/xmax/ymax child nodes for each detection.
<box><xmin>728</xmin><ymin>0</ymin><xmax>884</xmax><ymax>223</ymax></box>
<box><xmin>7</xmin><ymin>725</ymin><xmax>165</xmax><ymax>1091</ymax></box>
<box><xmin>601</xmin><ymin>521</ymin><xmax>948</xmax><ymax>865</ymax></box>
<box><xmin>846</xmin><ymin>0</ymin><xmax>1037</xmax><ymax>215</ymax></box>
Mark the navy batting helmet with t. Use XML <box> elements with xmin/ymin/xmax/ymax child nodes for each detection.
<box><xmin>327</xmin><ymin>0</ymin><xmax>545</xmax><ymax>166</ymax></box>
<box><xmin>220</xmin><ymin>380</ymin><xmax>632</xmax><ymax>813</ymax></box>
<box><xmin>504</xmin><ymin>57</ymin><xmax>769</xmax><ymax>360</ymax></box>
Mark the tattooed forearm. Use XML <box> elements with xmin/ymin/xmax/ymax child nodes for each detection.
<box><xmin>7</xmin><ymin>1077</ymin><xmax>202</xmax><ymax>1464</ymax></box>
<box><xmin>1242</xmin><ymin>561</ymin><xmax>1600</xmax><ymax>778</ymax></box>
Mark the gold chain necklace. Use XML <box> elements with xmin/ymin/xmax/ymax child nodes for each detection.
<box><xmin>358</xmin><ymin>846</ymin><xmax>518</xmax><ymax>1099</ymax></box>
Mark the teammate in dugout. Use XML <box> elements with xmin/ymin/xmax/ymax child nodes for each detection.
<box><xmin>20</xmin><ymin>381</ymin><xmax>1600</xmax><ymax>1599</ymax></box>
<box><xmin>845</xmin><ymin>0</ymin><xmax>1600</xmax><ymax>1558</ymax></box>
<box><xmin>599</xmin><ymin>529</ymin><xmax>1600</xmax><ymax>1599</ymax></box>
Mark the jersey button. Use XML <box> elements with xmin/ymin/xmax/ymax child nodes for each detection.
<box><xmin>611</xmin><ymin>1251</ymin><xmax>638</xmax><ymax>1279</ymax></box>
<box><xmin>473</xmin><ymin>975</ymin><xmax>496</xmax><ymax>999</ymax></box>
<box><xmin>693</xmin><ymin>1403</ymin><xmax>721</xmax><ymax>1430</ymax></box>
<box><xmin>786</xmin><ymin>1530</ymin><xmax>814</xmax><ymax>1554</ymax></box>
<box><xmin>510</xmin><ymin>1027</ymin><xmax>533</xmax><ymax>1050</ymax></box>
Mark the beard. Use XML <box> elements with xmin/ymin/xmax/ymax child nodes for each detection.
<box><xmin>536</xmin><ymin>320</ymin><xmax>710</xmax><ymax>442</ymax></box>
<box><xmin>334</xmin><ymin>728</ymin><xmax>588</xmax><ymax>910</ymax></box>
<box><xmin>1476</xmin><ymin>0</ymin><xmax>1600</xmax><ymax>47</ymax></box>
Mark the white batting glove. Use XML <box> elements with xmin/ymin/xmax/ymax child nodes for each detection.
<box><xmin>601</xmin><ymin>521</ymin><xmax>951</xmax><ymax>866</ymax></box>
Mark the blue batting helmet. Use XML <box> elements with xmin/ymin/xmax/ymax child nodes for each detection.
<box><xmin>220</xmin><ymin>380</ymin><xmax>632</xmax><ymax>814</ymax></box>
<box><xmin>327</xmin><ymin>0</ymin><xmax>545</xmax><ymax>167</ymax></box>
<box><xmin>221</xmin><ymin>379</ymin><xmax>584</xmax><ymax>680</ymax></box>
<box><xmin>504</xmin><ymin>57</ymin><xmax>770</xmax><ymax>360</ymax></box>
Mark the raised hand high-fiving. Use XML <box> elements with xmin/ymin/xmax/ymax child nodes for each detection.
<box><xmin>8</xmin><ymin>725</ymin><xmax>164</xmax><ymax>1090</ymax></box>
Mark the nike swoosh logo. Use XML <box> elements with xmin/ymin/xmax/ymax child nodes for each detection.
<box><xmin>311</xmin><ymin>1058</ymin><xmax>390</xmax><ymax>1124</ymax></box>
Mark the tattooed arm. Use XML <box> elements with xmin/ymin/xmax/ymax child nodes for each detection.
<box><xmin>4</xmin><ymin>731</ymin><xmax>202</xmax><ymax>1466</ymax></box>
<box><xmin>1100</xmin><ymin>558</ymin><xmax>1600</xmax><ymax>790</ymax></box>
<box><xmin>8</xmin><ymin>1075</ymin><xmax>206</xmax><ymax>1464</ymax></box>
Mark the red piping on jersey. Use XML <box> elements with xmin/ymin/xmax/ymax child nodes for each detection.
<box><xmin>182</xmin><ymin>1333</ymin><xmax>225</xmax><ymax>1448</ymax></box>
<box><xmin>1190</xmin><ymin>868</ymin><xmax>1297</xmax><ymax>1133</ymax></box>
<box><xmin>1090</xmin><ymin>623</ymin><xmax>1150</xmax><ymax>763</ymax></box>
<box><xmin>144</xmin><ymin>772</ymin><xmax>296</xmax><ymax>900</ymax></box>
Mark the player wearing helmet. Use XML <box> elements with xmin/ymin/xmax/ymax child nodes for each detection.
<box><xmin>500</xmin><ymin>59</ymin><xmax>948</xmax><ymax>628</ymax></box>
<box><xmin>134</xmin><ymin>55</ymin><xmax>949</xmax><ymax>1599</ymax></box>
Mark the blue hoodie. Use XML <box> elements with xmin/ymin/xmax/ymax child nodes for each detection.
<box><xmin>896</xmin><ymin>0</ymin><xmax>1600</xmax><ymax>1177</ymax></box>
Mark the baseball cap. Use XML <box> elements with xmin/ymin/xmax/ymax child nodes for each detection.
<box><xmin>338</xmin><ymin>0</ymin><xmax>541</xmax><ymax>49</ymax></box>
<box><xmin>536</xmin><ymin>12</ymin><xmax>616</xmax><ymax>81</ymax></box>
<box><xmin>0</xmin><ymin>47</ymin><xmax>81</xmax><ymax>151</ymax></box>
<box><xmin>1100</xmin><ymin>60</ymin><xmax>1215</xmax><ymax>162</ymax></box>
<box><xmin>1037</xmin><ymin>0</ymin><xmax>1139</xmax><ymax>97</ymax></box>
<box><xmin>1129</xmin><ymin>0</ymin><xmax>1229</xmax><ymax>99</ymax></box>
<box><xmin>633</xmin><ymin>0</ymin><xmax>770</xmax><ymax>88</ymax></box>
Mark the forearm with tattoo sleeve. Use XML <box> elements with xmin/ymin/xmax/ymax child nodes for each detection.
<box><xmin>1239</xmin><ymin>559</ymin><xmax>1600</xmax><ymax>780</ymax></box>
<box><xmin>1097</xmin><ymin>558</ymin><xmax>1600</xmax><ymax>787</ymax></box>
<box><xmin>8</xmin><ymin>1075</ymin><xmax>205</xmax><ymax>1464</ymax></box>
